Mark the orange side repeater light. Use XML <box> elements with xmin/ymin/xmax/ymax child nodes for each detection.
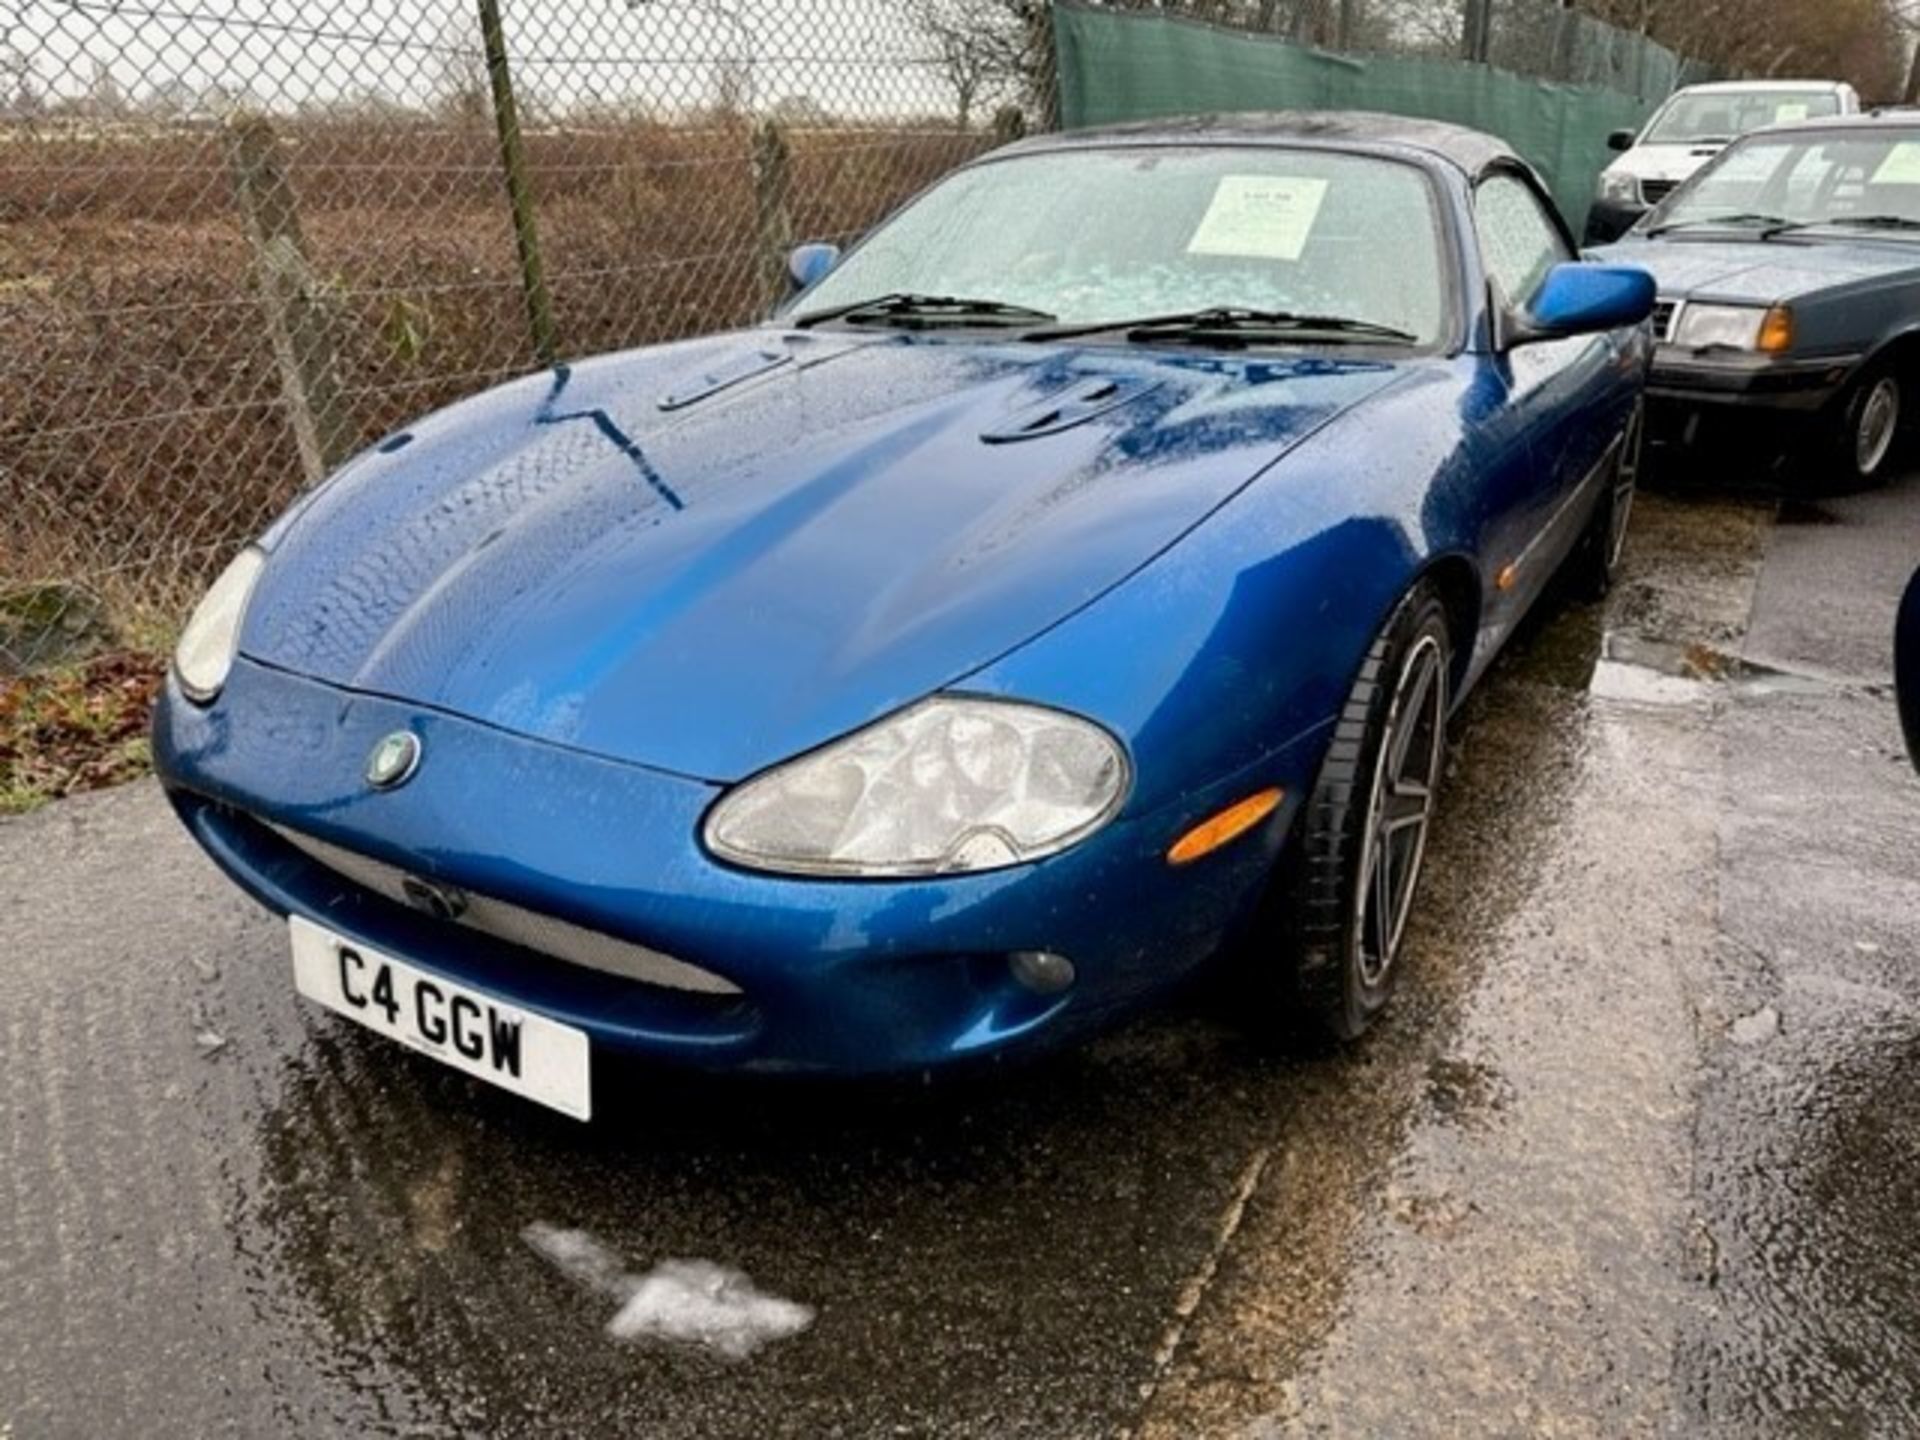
<box><xmin>1168</xmin><ymin>787</ymin><xmax>1284</xmax><ymax>866</ymax></box>
<box><xmin>1758</xmin><ymin>306</ymin><xmax>1794</xmax><ymax>355</ymax></box>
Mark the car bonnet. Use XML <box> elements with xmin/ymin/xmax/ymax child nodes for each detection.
<box><xmin>240</xmin><ymin>329</ymin><xmax>1406</xmax><ymax>781</ymax></box>
<box><xmin>1602</xmin><ymin>235</ymin><xmax>1920</xmax><ymax>304</ymax></box>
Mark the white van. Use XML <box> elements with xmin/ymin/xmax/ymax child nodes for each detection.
<box><xmin>1584</xmin><ymin>79</ymin><xmax>1860</xmax><ymax>242</ymax></box>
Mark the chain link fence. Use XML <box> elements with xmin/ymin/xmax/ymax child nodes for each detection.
<box><xmin>1</xmin><ymin>0</ymin><xmax>1692</xmax><ymax>674</ymax></box>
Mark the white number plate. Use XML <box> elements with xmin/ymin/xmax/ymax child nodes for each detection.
<box><xmin>289</xmin><ymin>915</ymin><xmax>592</xmax><ymax>1120</ymax></box>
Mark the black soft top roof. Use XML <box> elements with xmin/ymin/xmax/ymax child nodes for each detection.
<box><xmin>996</xmin><ymin>110</ymin><xmax>1520</xmax><ymax>176</ymax></box>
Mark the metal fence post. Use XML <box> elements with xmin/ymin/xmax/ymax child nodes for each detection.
<box><xmin>1029</xmin><ymin>0</ymin><xmax>1061</xmax><ymax>132</ymax></box>
<box><xmin>1335</xmin><ymin>0</ymin><xmax>1359</xmax><ymax>50</ymax></box>
<box><xmin>476</xmin><ymin>0</ymin><xmax>557</xmax><ymax>366</ymax></box>
<box><xmin>1551</xmin><ymin>3</ymin><xmax>1580</xmax><ymax>85</ymax></box>
<box><xmin>1460</xmin><ymin>0</ymin><xmax>1491</xmax><ymax>62</ymax></box>
<box><xmin>225</xmin><ymin>113</ymin><xmax>354</xmax><ymax>487</ymax></box>
<box><xmin>750</xmin><ymin>116</ymin><xmax>793</xmax><ymax>310</ymax></box>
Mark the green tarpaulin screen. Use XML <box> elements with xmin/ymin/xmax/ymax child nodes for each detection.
<box><xmin>1053</xmin><ymin>3</ymin><xmax>1684</xmax><ymax>234</ymax></box>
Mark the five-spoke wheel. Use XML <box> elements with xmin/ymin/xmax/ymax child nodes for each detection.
<box><xmin>1352</xmin><ymin>631</ymin><xmax>1447</xmax><ymax>990</ymax></box>
<box><xmin>1269</xmin><ymin>581</ymin><xmax>1454</xmax><ymax>1040</ymax></box>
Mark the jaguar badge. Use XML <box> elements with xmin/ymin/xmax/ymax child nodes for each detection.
<box><xmin>366</xmin><ymin>730</ymin><xmax>422</xmax><ymax>790</ymax></box>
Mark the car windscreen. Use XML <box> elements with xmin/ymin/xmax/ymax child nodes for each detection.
<box><xmin>793</xmin><ymin>146</ymin><xmax>1449</xmax><ymax>345</ymax></box>
<box><xmin>1652</xmin><ymin>129</ymin><xmax>1920</xmax><ymax>230</ymax></box>
<box><xmin>1643</xmin><ymin>90</ymin><xmax>1841</xmax><ymax>145</ymax></box>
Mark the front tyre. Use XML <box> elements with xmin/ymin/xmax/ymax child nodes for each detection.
<box><xmin>1277</xmin><ymin>584</ymin><xmax>1452</xmax><ymax>1041</ymax></box>
<box><xmin>1567</xmin><ymin>400</ymin><xmax>1642</xmax><ymax>601</ymax></box>
<box><xmin>1818</xmin><ymin>365</ymin><xmax>1903</xmax><ymax>492</ymax></box>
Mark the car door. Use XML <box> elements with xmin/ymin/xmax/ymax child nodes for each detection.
<box><xmin>1471</xmin><ymin>168</ymin><xmax>1622</xmax><ymax>626</ymax></box>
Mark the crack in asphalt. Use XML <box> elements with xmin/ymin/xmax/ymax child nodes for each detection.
<box><xmin>1127</xmin><ymin>1144</ymin><xmax>1274</xmax><ymax>1430</ymax></box>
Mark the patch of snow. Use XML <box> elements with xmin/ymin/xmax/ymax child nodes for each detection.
<box><xmin>523</xmin><ymin>1222</ymin><xmax>814</xmax><ymax>1360</ymax></box>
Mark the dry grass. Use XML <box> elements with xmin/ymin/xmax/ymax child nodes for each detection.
<box><xmin>0</xmin><ymin>652</ymin><xmax>165</xmax><ymax>814</ymax></box>
<box><xmin>0</xmin><ymin>115</ymin><xmax>988</xmax><ymax>809</ymax></box>
<box><xmin>1</xmin><ymin>116</ymin><xmax>988</xmax><ymax>611</ymax></box>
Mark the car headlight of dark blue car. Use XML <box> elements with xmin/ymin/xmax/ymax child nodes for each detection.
<box><xmin>703</xmin><ymin>696</ymin><xmax>1130</xmax><ymax>878</ymax></box>
<box><xmin>1670</xmin><ymin>303</ymin><xmax>1793</xmax><ymax>353</ymax></box>
<box><xmin>173</xmin><ymin>545</ymin><xmax>266</xmax><ymax>703</ymax></box>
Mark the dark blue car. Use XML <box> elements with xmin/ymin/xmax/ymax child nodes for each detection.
<box><xmin>1596</xmin><ymin>112</ymin><xmax>1920</xmax><ymax>488</ymax></box>
<box><xmin>154</xmin><ymin>113</ymin><xmax>1653</xmax><ymax>1116</ymax></box>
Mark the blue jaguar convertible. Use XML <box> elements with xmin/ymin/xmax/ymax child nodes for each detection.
<box><xmin>154</xmin><ymin>113</ymin><xmax>1653</xmax><ymax>1117</ymax></box>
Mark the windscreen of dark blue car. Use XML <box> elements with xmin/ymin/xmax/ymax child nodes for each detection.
<box><xmin>1654</xmin><ymin>128</ymin><xmax>1920</xmax><ymax>231</ymax></box>
<box><xmin>796</xmin><ymin>146</ymin><xmax>1449</xmax><ymax>345</ymax></box>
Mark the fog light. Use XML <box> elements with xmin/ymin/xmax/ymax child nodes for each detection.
<box><xmin>1009</xmin><ymin>950</ymin><xmax>1076</xmax><ymax>995</ymax></box>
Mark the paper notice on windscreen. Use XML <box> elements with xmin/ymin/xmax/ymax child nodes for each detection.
<box><xmin>1773</xmin><ymin>102</ymin><xmax>1809</xmax><ymax>122</ymax></box>
<box><xmin>1872</xmin><ymin>142</ymin><xmax>1920</xmax><ymax>185</ymax></box>
<box><xmin>1186</xmin><ymin>176</ymin><xmax>1329</xmax><ymax>261</ymax></box>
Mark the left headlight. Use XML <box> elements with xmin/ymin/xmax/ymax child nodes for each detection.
<box><xmin>1671</xmin><ymin>303</ymin><xmax>1793</xmax><ymax>353</ymax></box>
<box><xmin>703</xmin><ymin>696</ymin><xmax>1130</xmax><ymax>878</ymax></box>
<box><xmin>1597</xmin><ymin>170</ymin><xmax>1641</xmax><ymax>204</ymax></box>
<box><xmin>173</xmin><ymin>546</ymin><xmax>264</xmax><ymax>703</ymax></box>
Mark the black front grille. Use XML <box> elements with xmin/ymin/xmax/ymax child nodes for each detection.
<box><xmin>1641</xmin><ymin>179</ymin><xmax>1678</xmax><ymax>204</ymax></box>
<box><xmin>1650</xmin><ymin>300</ymin><xmax>1678</xmax><ymax>341</ymax></box>
<box><xmin>263</xmin><ymin>819</ymin><xmax>745</xmax><ymax>997</ymax></box>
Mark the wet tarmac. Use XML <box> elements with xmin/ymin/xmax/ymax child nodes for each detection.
<box><xmin>3</xmin><ymin>481</ymin><xmax>1917</xmax><ymax>1438</ymax></box>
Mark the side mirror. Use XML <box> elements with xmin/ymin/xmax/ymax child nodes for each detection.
<box><xmin>1606</xmin><ymin>128</ymin><xmax>1637</xmax><ymax>153</ymax></box>
<box><xmin>787</xmin><ymin>242</ymin><xmax>841</xmax><ymax>294</ymax></box>
<box><xmin>1511</xmin><ymin>262</ymin><xmax>1655</xmax><ymax>345</ymax></box>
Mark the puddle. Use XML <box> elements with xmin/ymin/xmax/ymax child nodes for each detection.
<box><xmin>1776</xmin><ymin>498</ymin><xmax>1842</xmax><ymax>526</ymax></box>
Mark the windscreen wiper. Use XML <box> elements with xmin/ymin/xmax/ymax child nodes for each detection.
<box><xmin>791</xmin><ymin>292</ymin><xmax>1057</xmax><ymax>329</ymax></box>
<box><xmin>1644</xmin><ymin>211</ymin><xmax>1788</xmax><ymax>237</ymax></box>
<box><xmin>1026</xmin><ymin>305</ymin><xmax>1418</xmax><ymax>346</ymax></box>
<box><xmin>1766</xmin><ymin>213</ymin><xmax>1920</xmax><ymax>236</ymax></box>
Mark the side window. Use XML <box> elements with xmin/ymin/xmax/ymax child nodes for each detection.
<box><xmin>1474</xmin><ymin>173</ymin><xmax>1571</xmax><ymax>308</ymax></box>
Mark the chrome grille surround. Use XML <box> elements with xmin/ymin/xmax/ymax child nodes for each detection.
<box><xmin>269</xmin><ymin>823</ymin><xmax>742</xmax><ymax>996</ymax></box>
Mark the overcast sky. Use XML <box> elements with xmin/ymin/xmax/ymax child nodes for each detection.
<box><xmin>4</xmin><ymin>0</ymin><xmax>958</xmax><ymax>120</ymax></box>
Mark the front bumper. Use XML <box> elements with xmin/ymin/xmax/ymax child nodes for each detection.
<box><xmin>154</xmin><ymin>659</ymin><xmax>1310</xmax><ymax>1077</ymax></box>
<box><xmin>1646</xmin><ymin>346</ymin><xmax>1861</xmax><ymax>414</ymax></box>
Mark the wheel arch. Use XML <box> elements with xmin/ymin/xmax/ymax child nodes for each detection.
<box><xmin>1410</xmin><ymin>551</ymin><xmax>1483</xmax><ymax>695</ymax></box>
<box><xmin>1859</xmin><ymin>325</ymin><xmax>1920</xmax><ymax>393</ymax></box>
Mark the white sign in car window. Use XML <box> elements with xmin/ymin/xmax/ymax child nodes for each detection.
<box><xmin>1773</xmin><ymin>102</ymin><xmax>1810</xmax><ymax>122</ymax></box>
<box><xmin>1186</xmin><ymin>176</ymin><xmax>1330</xmax><ymax>261</ymax></box>
<box><xmin>1713</xmin><ymin>146</ymin><xmax>1782</xmax><ymax>183</ymax></box>
<box><xmin>1871</xmin><ymin>142</ymin><xmax>1920</xmax><ymax>185</ymax></box>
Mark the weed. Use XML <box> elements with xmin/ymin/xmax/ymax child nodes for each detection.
<box><xmin>0</xmin><ymin>653</ymin><xmax>164</xmax><ymax>815</ymax></box>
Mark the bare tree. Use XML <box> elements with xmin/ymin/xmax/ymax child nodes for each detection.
<box><xmin>435</xmin><ymin>48</ymin><xmax>491</xmax><ymax>128</ymax></box>
<box><xmin>1359</xmin><ymin>0</ymin><xmax>1902</xmax><ymax>90</ymax></box>
<box><xmin>1362</xmin><ymin>0</ymin><xmax>1462</xmax><ymax>56</ymax></box>
<box><xmin>899</xmin><ymin>0</ymin><xmax>1061</xmax><ymax>129</ymax></box>
<box><xmin>82</xmin><ymin>59</ymin><xmax>126</xmax><ymax>119</ymax></box>
<box><xmin>904</xmin><ymin>0</ymin><xmax>1024</xmax><ymax>129</ymax></box>
<box><xmin>711</xmin><ymin>55</ymin><xmax>755</xmax><ymax>122</ymax></box>
<box><xmin>0</xmin><ymin>45</ymin><xmax>40</xmax><ymax>120</ymax></box>
<box><xmin>1891</xmin><ymin>0</ymin><xmax>1920</xmax><ymax>100</ymax></box>
<box><xmin>1579</xmin><ymin>0</ymin><xmax>1903</xmax><ymax>94</ymax></box>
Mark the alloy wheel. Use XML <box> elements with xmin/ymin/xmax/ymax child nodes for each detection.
<box><xmin>1857</xmin><ymin>376</ymin><xmax>1900</xmax><ymax>477</ymax></box>
<box><xmin>1608</xmin><ymin>401</ymin><xmax>1644</xmax><ymax>570</ymax></box>
<box><xmin>1352</xmin><ymin>633</ymin><xmax>1448</xmax><ymax>989</ymax></box>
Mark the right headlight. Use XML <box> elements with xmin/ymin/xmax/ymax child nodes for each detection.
<box><xmin>172</xmin><ymin>546</ymin><xmax>265</xmax><ymax>703</ymax></box>
<box><xmin>1598</xmin><ymin>170</ymin><xmax>1641</xmax><ymax>204</ymax></box>
<box><xmin>703</xmin><ymin>696</ymin><xmax>1130</xmax><ymax>878</ymax></box>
